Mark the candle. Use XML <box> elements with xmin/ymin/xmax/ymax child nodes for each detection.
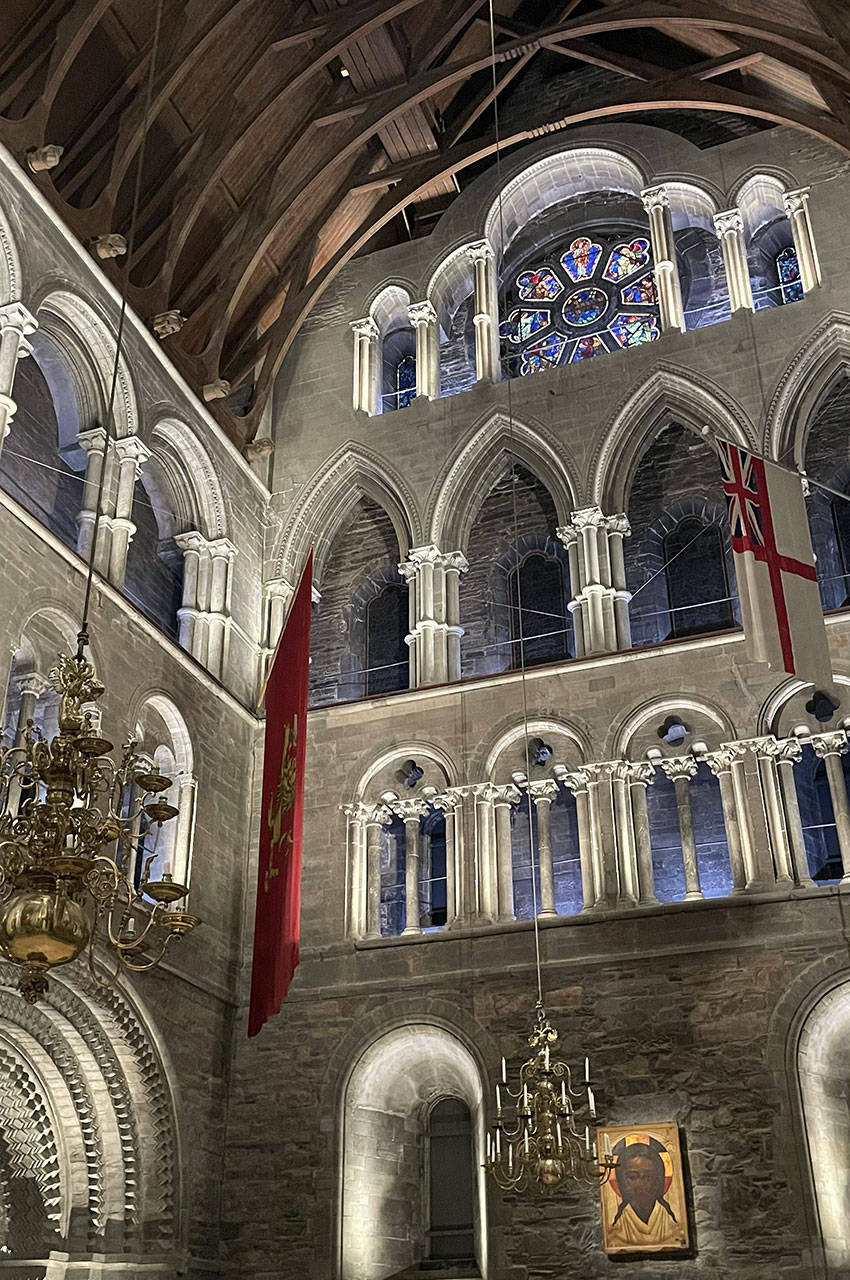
<box><xmin>588</xmin><ymin>1085</ymin><xmax>596</xmax><ymax>1118</ymax></box>
<box><xmin>486</xmin><ymin>1132</ymin><xmax>492</xmax><ymax>1161</ymax></box>
<box><xmin>495</xmin><ymin>1127</ymin><xmax>501</xmax><ymax>1158</ymax></box>
<box><xmin>556</xmin><ymin>1121</ymin><xmax>563</xmax><ymax>1149</ymax></box>
<box><xmin>496</xmin><ymin>1085</ymin><xmax>502</xmax><ymax>1116</ymax></box>
<box><xmin>603</xmin><ymin>1133</ymin><xmax>612</xmax><ymax>1158</ymax></box>
<box><xmin>561</xmin><ymin>1081</ymin><xmax>567</xmax><ymax>1107</ymax></box>
<box><xmin>585</xmin><ymin>1055</ymin><xmax>590</xmax><ymax>1083</ymax></box>
<box><xmin>585</xmin><ymin>1124</ymin><xmax>590</xmax><ymax>1149</ymax></box>
<box><xmin>524</xmin><ymin>1130</ymin><xmax>530</xmax><ymax>1155</ymax></box>
<box><xmin>501</xmin><ymin>1055</ymin><xmax>507</xmax><ymax>1084</ymax></box>
<box><xmin>123</xmin><ymin>916</ymin><xmax>136</xmax><ymax>940</ymax></box>
<box><xmin>544</xmin><ymin>1043</ymin><xmax>550</xmax><ymax>1071</ymax></box>
<box><xmin>162</xmin><ymin>860</ymin><xmax>173</xmax><ymax>882</ymax></box>
<box><xmin>522</xmin><ymin>1083</ymin><xmax>529</xmax><ymax>1110</ymax></box>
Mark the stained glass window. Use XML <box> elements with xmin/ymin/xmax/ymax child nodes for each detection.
<box><xmin>777</xmin><ymin>246</ymin><xmax>803</xmax><ymax>304</ymax></box>
<box><xmin>395</xmin><ymin>354</ymin><xmax>416</xmax><ymax>409</ymax></box>
<box><xmin>603</xmin><ymin>238</ymin><xmax>651</xmax><ymax>282</ymax></box>
<box><xmin>608</xmin><ymin>313</ymin><xmax>658</xmax><ymax>348</ymax></box>
<box><xmin>560</xmin><ymin>237</ymin><xmax>603</xmax><ymax>281</ymax></box>
<box><xmin>500</xmin><ymin>308</ymin><xmax>551</xmax><ymax>344</ymax></box>
<box><xmin>502</xmin><ymin>229</ymin><xmax>660</xmax><ymax>377</ymax></box>
<box><xmin>517</xmin><ymin>268</ymin><xmax>562</xmax><ymax>301</ymax></box>
<box><xmin>520</xmin><ymin>333</ymin><xmax>567</xmax><ymax>375</ymax></box>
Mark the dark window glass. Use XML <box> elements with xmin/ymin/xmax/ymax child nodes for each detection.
<box><xmin>509</xmin><ymin>554</ymin><xmax>568</xmax><ymax>667</ymax></box>
<box><xmin>664</xmin><ymin>518</ymin><xmax>733</xmax><ymax>638</ymax></box>
<box><xmin>428</xmin><ymin>1099</ymin><xmax>475</xmax><ymax>1263</ymax></box>
<box><xmin>365</xmin><ymin>583</ymin><xmax>409</xmax><ymax>695</ymax></box>
<box><xmin>832</xmin><ymin>498</ymin><xmax>850</xmax><ymax>605</ymax></box>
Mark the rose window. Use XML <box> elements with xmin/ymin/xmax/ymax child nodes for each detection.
<box><xmin>500</xmin><ymin>232</ymin><xmax>660</xmax><ymax>376</ymax></box>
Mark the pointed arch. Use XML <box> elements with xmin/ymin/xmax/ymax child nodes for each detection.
<box><xmin>428</xmin><ymin>411</ymin><xmax>578</xmax><ymax>553</ymax></box>
<box><xmin>591</xmin><ymin>364</ymin><xmax>755</xmax><ymax>511</ymax></box>
<box><xmin>275</xmin><ymin>444</ymin><xmax>422</xmax><ymax>585</ymax></box>
<box><xmin>149</xmin><ymin>418</ymin><xmax>229</xmax><ymax>540</ymax></box>
<box><xmin>765</xmin><ymin>314</ymin><xmax>850</xmax><ymax>465</ymax></box>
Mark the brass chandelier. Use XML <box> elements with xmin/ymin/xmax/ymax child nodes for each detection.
<box><xmin>485</xmin><ymin>1003</ymin><xmax>615</xmax><ymax>1191</ymax></box>
<box><xmin>0</xmin><ymin>649</ymin><xmax>197</xmax><ymax>1002</ymax></box>
<box><xmin>0</xmin><ymin>0</ymin><xmax>198</xmax><ymax>1004</ymax></box>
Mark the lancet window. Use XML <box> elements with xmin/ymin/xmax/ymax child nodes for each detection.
<box><xmin>663</xmin><ymin>518</ymin><xmax>734</xmax><ymax>639</ymax></box>
<box><xmin>500</xmin><ymin>232</ymin><xmax>659</xmax><ymax>377</ymax></box>
<box><xmin>776</xmin><ymin>245</ymin><xmax>803</xmax><ymax>304</ymax></box>
<box><xmin>508</xmin><ymin>552</ymin><xmax>569</xmax><ymax>667</ymax></box>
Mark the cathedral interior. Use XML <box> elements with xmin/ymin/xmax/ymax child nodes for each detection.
<box><xmin>2</xmin><ymin>0</ymin><xmax>850</xmax><ymax>1276</ymax></box>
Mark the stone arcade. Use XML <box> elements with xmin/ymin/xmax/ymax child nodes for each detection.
<box><xmin>2</xmin><ymin>3</ymin><xmax>850</xmax><ymax>1278</ymax></box>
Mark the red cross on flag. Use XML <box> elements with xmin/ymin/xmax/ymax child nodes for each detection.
<box><xmin>717</xmin><ymin>439</ymin><xmax>833</xmax><ymax>690</ymax></box>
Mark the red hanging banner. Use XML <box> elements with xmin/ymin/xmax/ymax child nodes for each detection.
<box><xmin>248</xmin><ymin>551</ymin><xmax>313</xmax><ymax>1037</ymax></box>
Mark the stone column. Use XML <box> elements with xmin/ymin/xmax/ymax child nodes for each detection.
<box><xmin>364</xmin><ymin>804</ymin><xmax>391</xmax><ymax>939</ymax></box>
<box><xmin>627</xmin><ymin>761</ymin><xmax>659</xmax><ymax>906</ymax></box>
<box><xmin>206</xmin><ymin>538</ymin><xmax>238</xmax><ymax>681</ymax></box>
<box><xmin>174</xmin><ymin>531</ymin><xmax>206</xmax><ymax>657</ymax></box>
<box><xmin>611</xmin><ymin>762</ymin><xmax>638</xmax><ymax>908</ymax></box>
<box><xmin>725</xmin><ymin>742</ymin><xmax>762</xmax><ymax>889</ymax></box>
<box><xmin>343</xmin><ymin>802</ymin><xmax>371</xmax><ymax>936</ymax></box>
<box><xmin>558</xmin><ymin>508</ymin><xmax>631</xmax><ymax>655</ymax></box>
<box><xmin>109</xmin><ymin>436</ymin><xmax>150</xmax><ymax>587</ymax></box>
<box><xmin>783</xmin><ymin>188</ymin><xmax>821</xmax><ymax>293</ymax></box>
<box><xmin>492</xmin><ymin>785</ymin><xmax>519</xmax><ymax>922</ymax></box>
<box><xmin>812</xmin><ymin>732</ymin><xmax>850</xmax><ymax>882</ymax></box>
<box><xmin>661</xmin><ymin>756</ymin><xmax>703</xmax><ymax>899</ymax></box>
<box><xmin>561</xmin><ymin>769</ymin><xmax>596</xmax><ymax>911</ymax></box>
<box><xmin>172</xmin><ymin>775</ymin><xmax>197</xmax><ymax>888</ymax></box>
<box><xmin>705</xmin><ymin>748</ymin><xmax>747</xmax><ymax>893</ymax></box>
<box><xmin>398</xmin><ymin>545</ymin><xmax>468</xmax><ymax>687</ymax></box>
<box><xmin>434</xmin><ymin>791</ymin><xmax>461</xmax><ymax>926</ymax></box>
<box><xmin>0</xmin><ymin>302</ymin><xmax>37</xmax><ymax>459</ymax></box>
<box><xmin>583</xmin><ymin>763</ymin><xmax>618</xmax><ymax>906</ymax></box>
<box><xmin>261</xmin><ymin>576</ymin><xmax>294</xmax><ymax>681</ymax></box>
<box><xmin>752</xmin><ymin>737</ymin><xmax>795</xmax><ymax>887</ymax></box>
<box><xmin>408</xmin><ymin>301</ymin><xmax>440</xmax><ymax>401</ymax></box>
<box><xmin>472</xmin><ymin>784</ymin><xmax>498</xmax><ymax>921</ymax></box>
<box><xmin>713</xmin><ymin>209</ymin><xmax>755</xmax><ymax>313</ymax></box>
<box><xmin>466</xmin><ymin>240</ymin><xmax>499</xmax><ymax>382</ymax></box>
<box><xmin>350</xmin><ymin>317</ymin><xmax>379</xmax><ymax>415</ymax></box>
<box><xmin>640</xmin><ymin>185</ymin><xmax>685</xmax><ymax>332</ymax></box>
<box><xmin>774</xmin><ymin>739</ymin><xmax>816</xmax><ymax>889</ymax></box>
<box><xmin>76</xmin><ymin>427</ymin><xmax>112</xmax><ymax>571</ymax></box>
<box><xmin>529</xmin><ymin>780</ymin><xmax>559</xmax><ymax>917</ymax></box>
<box><xmin>394</xmin><ymin>799</ymin><xmax>428</xmax><ymax>935</ymax></box>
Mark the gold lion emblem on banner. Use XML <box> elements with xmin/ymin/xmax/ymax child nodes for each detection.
<box><xmin>264</xmin><ymin>715</ymin><xmax>298</xmax><ymax>892</ymax></box>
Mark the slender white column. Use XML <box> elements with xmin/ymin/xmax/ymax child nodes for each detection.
<box><xmin>205</xmin><ymin>537</ymin><xmax>238</xmax><ymax>680</ymax></box>
<box><xmin>725</xmin><ymin>743</ymin><xmax>762</xmax><ymax>889</ymax></box>
<box><xmin>660</xmin><ymin>756</ymin><xmax>703</xmax><ymax>900</ymax></box>
<box><xmin>529</xmin><ymin>780</ymin><xmax>559</xmax><ymax>917</ymax></box>
<box><xmin>408</xmin><ymin>300</ymin><xmax>440</xmax><ymax>401</ymax></box>
<box><xmin>398</xmin><ymin>545</ymin><xmax>467</xmax><ymax>687</ymax></box>
<box><xmin>466</xmin><ymin>240</ymin><xmax>499</xmax><ymax>382</ymax></box>
<box><xmin>174</xmin><ymin>531</ymin><xmax>206</xmax><ymax>656</ymax></box>
<box><xmin>394</xmin><ymin>798</ymin><xmax>428</xmax><ymax>935</ymax></box>
<box><xmin>713</xmin><ymin>209</ymin><xmax>755</xmax><ymax>313</ymax></box>
<box><xmin>342</xmin><ymin>803</ymin><xmax>369</xmax><ymax>936</ymax></box>
<box><xmin>558</xmin><ymin>508</ymin><xmax>631</xmax><ymax>655</ymax></box>
<box><xmin>627</xmin><ymin>761</ymin><xmax>659</xmax><ymax>905</ymax></box>
<box><xmin>752</xmin><ymin>737</ymin><xmax>795</xmax><ymax>886</ymax></box>
<box><xmin>173</xmin><ymin>775</ymin><xmax>197</xmax><ymax>890</ymax></box>
<box><xmin>705</xmin><ymin>748</ymin><xmax>747</xmax><ymax>893</ymax></box>
<box><xmin>472</xmin><ymin>783</ymin><xmax>498</xmax><ymax>921</ymax></box>
<box><xmin>611</xmin><ymin>762</ymin><xmax>638</xmax><ymax>908</ymax></box>
<box><xmin>350</xmin><ymin>317</ymin><xmax>380</xmax><ymax>414</ymax></box>
<box><xmin>584</xmin><ymin>763</ymin><xmax>619</xmax><ymax>906</ymax></box>
<box><xmin>812</xmin><ymin>732</ymin><xmax>850</xmax><ymax>882</ymax></box>
<box><xmin>561</xmin><ymin>769</ymin><xmax>595</xmax><ymax>911</ymax></box>
<box><xmin>492</xmin><ymin>785</ymin><xmax>519</xmax><ymax>922</ymax></box>
<box><xmin>110</xmin><ymin>436</ymin><xmax>150</xmax><ymax>586</ymax></box>
<box><xmin>434</xmin><ymin>791</ymin><xmax>461</xmax><ymax>926</ymax></box>
<box><xmin>640</xmin><ymin>185</ymin><xmax>685</xmax><ymax>332</ymax></box>
<box><xmin>0</xmin><ymin>302</ymin><xmax>37</xmax><ymax>458</ymax></box>
<box><xmin>774</xmin><ymin>739</ymin><xmax>816</xmax><ymax>889</ymax></box>
<box><xmin>364</xmin><ymin>804</ymin><xmax>391</xmax><ymax>938</ymax></box>
<box><xmin>76</xmin><ymin>427</ymin><xmax>110</xmax><ymax>567</ymax></box>
<box><xmin>783</xmin><ymin>188</ymin><xmax>821</xmax><ymax>293</ymax></box>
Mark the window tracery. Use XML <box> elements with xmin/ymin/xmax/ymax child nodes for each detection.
<box><xmin>501</xmin><ymin>232</ymin><xmax>659</xmax><ymax>376</ymax></box>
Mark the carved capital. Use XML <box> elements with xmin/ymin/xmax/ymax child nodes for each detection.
<box><xmin>660</xmin><ymin>755</ymin><xmax>699</xmax><ymax>782</ymax></box>
<box><xmin>76</xmin><ymin>426</ymin><xmax>108</xmax><ymax>456</ymax></box>
<box><xmin>528</xmin><ymin>778</ymin><xmax>559</xmax><ymax>801</ymax></box>
<box><xmin>392</xmin><ymin>798</ymin><xmax>429</xmax><ymax>822</ymax></box>
<box><xmin>465</xmin><ymin>238</ymin><xmax>494</xmax><ymax>265</ymax></box>
<box><xmin>15</xmin><ymin>671</ymin><xmax>49</xmax><ymax>700</ymax></box>
<box><xmin>207</xmin><ymin>536</ymin><xmax>238</xmax><ymax>563</ymax></box>
<box><xmin>364</xmin><ymin>803</ymin><xmax>393</xmax><ymax>827</ymax></box>
<box><xmin>0</xmin><ymin>302</ymin><xmax>37</xmax><ymax>336</ymax></box>
<box><xmin>407</xmin><ymin>300</ymin><xmax>438</xmax><ymax>327</ymax></box>
<box><xmin>783</xmin><ymin>187</ymin><xmax>811</xmax><ymax>218</ymax></box>
<box><xmin>560</xmin><ymin>768</ymin><xmax>590</xmax><ymax>795</ymax></box>
<box><xmin>350</xmin><ymin>316</ymin><xmax>379</xmax><ymax>340</ymax></box>
<box><xmin>640</xmin><ymin>183</ymin><xmax>670</xmax><ymax>212</ymax></box>
<box><xmin>774</xmin><ymin>738</ymin><xmax>803</xmax><ymax>765</ymax></box>
<box><xmin>570</xmin><ymin>505</ymin><xmax>607</xmax><ymax>531</ymax></box>
<box><xmin>811</xmin><ymin>731</ymin><xmax>849</xmax><ymax>759</ymax></box>
<box><xmin>151</xmin><ymin>310</ymin><xmax>185</xmax><ymax>338</ymax></box>
<box><xmin>713</xmin><ymin>208</ymin><xmax>744</xmax><ymax>238</ymax></box>
<box><xmin>113</xmin><ymin>435</ymin><xmax>151</xmax><ymax>468</ymax></box>
<box><xmin>492</xmin><ymin>784</ymin><xmax>521</xmax><ymax>806</ymax></box>
<box><xmin>625</xmin><ymin>759</ymin><xmax>655</xmax><ymax>786</ymax></box>
<box><xmin>174</xmin><ymin>530</ymin><xmax>210</xmax><ymax>556</ymax></box>
<box><xmin>602</xmin><ymin>512</ymin><xmax>631</xmax><ymax>538</ymax></box>
<box><xmin>705</xmin><ymin>748</ymin><xmax>736</xmax><ymax>776</ymax></box>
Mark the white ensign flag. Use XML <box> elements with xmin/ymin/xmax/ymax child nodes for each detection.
<box><xmin>717</xmin><ymin>438</ymin><xmax>834</xmax><ymax>690</ymax></box>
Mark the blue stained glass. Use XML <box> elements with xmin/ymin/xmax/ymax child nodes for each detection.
<box><xmin>500</xmin><ymin>308</ymin><xmax>551</xmax><ymax>344</ymax></box>
<box><xmin>608</xmin><ymin>312</ymin><xmax>658</xmax><ymax>348</ymax></box>
<box><xmin>520</xmin><ymin>332</ymin><xmax>567</xmax><ymax>375</ymax></box>
<box><xmin>570</xmin><ymin>334</ymin><xmax>607</xmax><ymax>362</ymax></box>
<box><xmin>563</xmin><ymin>286</ymin><xmax>608</xmax><ymax>327</ymax></box>
<box><xmin>603</xmin><ymin>237</ymin><xmax>651</xmax><ymax>282</ymax></box>
<box><xmin>396</xmin><ymin>354</ymin><xmax>416</xmax><ymax>408</ymax></box>
<box><xmin>560</xmin><ymin>237</ymin><xmax>602</xmax><ymax>282</ymax></box>
<box><xmin>620</xmin><ymin>272</ymin><xmax>657</xmax><ymax>306</ymax></box>
<box><xmin>777</xmin><ymin>245</ymin><xmax>803</xmax><ymax>304</ymax></box>
<box><xmin>517</xmin><ymin>268</ymin><xmax>562</xmax><ymax>301</ymax></box>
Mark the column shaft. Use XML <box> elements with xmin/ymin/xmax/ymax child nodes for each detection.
<box><xmin>532</xmin><ymin>784</ymin><xmax>558</xmax><ymax>917</ymax></box>
<box><xmin>776</xmin><ymin>751</ymin><xmax>815</xmax><ymax>889</ymax></box>
<box><xmin>714</xmin><ymin>209</ymin><xmax>755</xmax><ymax>313</ymax></box>
<box><xmin>402</xmin><ymin>815</ymin><xmax>422</xmax><ymax>935</ymax></box>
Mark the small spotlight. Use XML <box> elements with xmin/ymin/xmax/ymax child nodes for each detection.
<box><xmin>340</xmin><ymin>66</ymin><xmax>350</xmax><ymax>77</ymax></box>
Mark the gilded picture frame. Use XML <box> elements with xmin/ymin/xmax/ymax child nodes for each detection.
<box><xmin>597</xmin><ymin>1122</ymin><xmax>689</xmax><ymax>1255</ymax></box>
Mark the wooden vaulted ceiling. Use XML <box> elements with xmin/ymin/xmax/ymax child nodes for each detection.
<box><xmin>2</xmin><ymin>0</ymin><xmax>850</xmax><ymax>450</ymax></box>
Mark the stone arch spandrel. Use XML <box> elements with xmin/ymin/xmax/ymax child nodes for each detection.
<box><xmin>610</xmin><ymin>693</ymin><xmax>737</xmax><ymax>760</ymax></box>
<box><xmin>149</xmin><ymin>418</ymin><xmax>229</xmax><ymax>541</ymax></box>
<box><xmin>275</xmin><ymin>444</ymin><xmax>423</xmax><ymax>585</ymax></box>
<box><xmin>351</xmin><ymin>739</ymin><xmax>459</xmax><ymax>803</ymax></box>
<box><xmin>591</xmin><ymin>364</ymin><xmax>756</xmax><ymax>512</ymax></box>
<box><xmin>765</xmin><ymin>314</ymin><xmax>850</xmax><ymax>465</ymax></box>
<box><xmin>428</xmin><ymin>411</ymin><xmax>578</xmax><ymax>553</ymax></box>
<box><xmin>481</xmin><ymin>716</ymin><xmax>591</xmax><ymax>780</ymax></box>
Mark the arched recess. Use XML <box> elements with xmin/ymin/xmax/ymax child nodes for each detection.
<box><xmin>429</xmin><ymin>412</ymin><xmax>577</xmax><ymax>553</ymax></box>
<box><xmin>591</xmin><ymin>365</ymin><xmax>755</xmax><ymax>512</ymax></box>
<box><xmin>367</xmin><ymin>284</ymin><xmax>416</xmax><ymax>414</ymax></box>
<box><xmin>353</xmin><ymin>741</ymin><xmax>457</xmax><ymax>802</ymax></box>
<box><xmin>733</xmin><ymin>172</ymin><xmax>799</xmax><ymax>310</ymax></box>
<box><xmin>35</xmin><ymin>291</ymin><xmax>137</xmax><ymax>439</ymax></box>
<box><xmin>797</xmin><ymin>977</ymin><xmax>850</xmax><ymax>1276</ymax></box>
<box><xmin>148</xmin><ymin>421</ymin><xmax>228</xmax><ymax>542</ymax></box>
<box><xmin>340</xmin><ymin>1023</ymin><xmax>487</xmax><ymax>1280</ymax></box>
<box><xmin>0</xmin><ymin>965</ymin><xmax>181</xmax><ymax>1270</ymax></box>
<box><xmin>612</xmin><ymin>693</ymin><xmax>735</xmax><ymax>760</ymax></box>
<box><xmin>130</xmin><ymin>693</ymin><xmax>196</xmax><ymax>892</ymax></box>
<box><xmin>765</xmin><ymin>315</ymin><xmax>850</xmax><ymax>464</ymax></box>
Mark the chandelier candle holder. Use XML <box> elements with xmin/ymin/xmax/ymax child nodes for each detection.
<box><xmin>485</xmin><ymin>1003</ymin><xmax>617</xmax><ymax>1191</ymax></box>
<box><xmin>0</xmin><ymin>651</ymin><xmax>199</xmax><ymax>1003</ymax></box>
